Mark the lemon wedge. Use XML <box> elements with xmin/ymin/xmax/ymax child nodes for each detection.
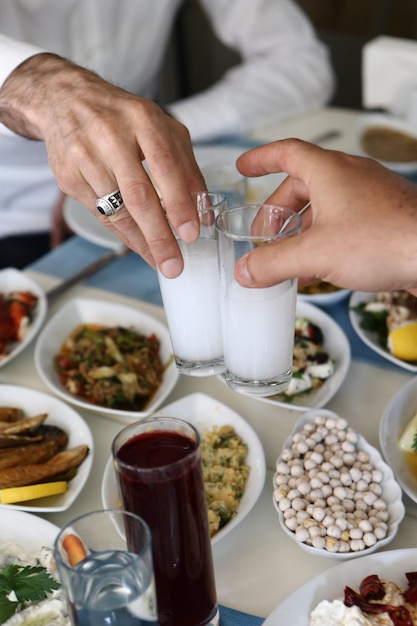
<box><xmin>0</xmin><ymin>481</ymin><xmax>67</xmax><ymax>504</ymax></box>
<box><xmin>398</xmin><ymin>410</ymin><xmax>417</xmax><ymax>452</ymax></box>
<box><xmin>388</xmin><ymin>322</ymin><xmax>417</xmax><ymax>361</ymax></box>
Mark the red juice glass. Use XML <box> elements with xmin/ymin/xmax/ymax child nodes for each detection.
<box><xmin>112</xmin><ymin>417</ymin><xmax>219</xmax><ymax>626</ymax></box>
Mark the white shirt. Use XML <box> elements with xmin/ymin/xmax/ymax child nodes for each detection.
<box><xmin>0</xmin><ymin>0</ymin><xmax>334</xmax><ymax>237</ymax></box>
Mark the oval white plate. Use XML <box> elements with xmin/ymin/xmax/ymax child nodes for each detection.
<box><xmin>355</xmin><ymin>112</ymin><xmax>417</xmax><ymax>174</ymax></box>
<box><xmin>255</xmin><ymin>300</ymin><xmax>351</xmax><ymax>411</ymax></box>
<box><xmin>34</xmin><ymin>297</ymin><xmax>179</xmax><ymax>424</ymax></box>
<box><xmin>64</xmin><ymin>197</ymin><xmax>123</xmax><ymax>250</ymax></box>
<box><xmin>273</xmin><ymin>409</ymin><xmax>405</xmax><ymax>560</ymax></box>
<box><xmin>0</xmin><ymin>268</ymin><xmax>47</xmax><ymax>369</ymax></box>
<box><xmin>380</xmin><ymin>376</ymin><xmax>417</xmax><ymax>505</ymax></box>
<box><xmin>264</xmin><ymin>548</ymin><xmax>417</xmax><ymax>625</ymax></box>
<box><xmin>348</xmin><ymin>291</ymin><xmax>417</xmax><ymax>373</ymax></box>
<box><xmin>0</xmin><ymin>509</ymin><xmax>60</xmax><ymax>550</ymax></box>
<box><xmin>0</xmin><ymin>383</ymin><xmax>93</xmax><ymax>512</ymax></box>
<box><xmin>102</xmin><ymin>392</ymin><xmax>266</xmax><ymax>546</ymax></box>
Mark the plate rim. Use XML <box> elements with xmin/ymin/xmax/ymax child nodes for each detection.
<box><xmin>348</xmin><ymin>291</ymin><xmax>417</xmax><ymax>373</ymax></box>
<box><xmin>0</xmin><ymin>268</ymin><xmax>47</xmax><ymax>369</ymax></box>
<box><xmin>0</xmin><ymin>509</ymin><xmax>60</xmax><ymax>549</ymax></box>
<box><xmin>63</xmin><ymin>196</ymin><xmax>123</xmax><ymax>250</ymax></box>
<box><xmin>255</xmin><ymin>300</ymin><xmax>351</xmax><ymax>411</ymax></box>
<box><xmin>34</xmin><ymin>296</ymin><xmax>179</xmax><ymax>423</ymax></box>
<box><xmin>0</xmin><ymin>382</ymin><xmax>93</xmax><ymax>513</ymax></box>
<box><xmin>264</xmin><ymin>548</ymin><xmax>417</xmax><ymax>626</ymax></box>
<box><xmin>379</xmin><ymin>375</ymin><xmax>417</xmax><ymax>505</ymax></box>
<box><xmin>101</xmin><ymin>391</ymin><xmax>266</xmax><ymax>545</ymax></box>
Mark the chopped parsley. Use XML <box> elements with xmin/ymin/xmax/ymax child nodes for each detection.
<box><xmin>0</xmin><ymin>564</ymin><xmax>60</xmax><ymax>624</ymax></box>
<box><xmin>412</xmin><ymin>431</ymin><xmax>417</xmax><ymax>453</ymax></box>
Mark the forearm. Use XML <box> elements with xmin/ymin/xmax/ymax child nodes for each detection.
<box><xmin>0</xmin><ymin>52</ymin><xmax>95</xmax><ymax>140</ymax></box>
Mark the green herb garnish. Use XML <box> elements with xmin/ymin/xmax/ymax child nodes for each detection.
<box><xmin>412</xmin><ymin>431</ymin><xmax>417</xmax><ymax>453</ymax></box>
<box><xmin>351</xmin><ymin>303</ymin><xmax>389</xmax><ymax>348</ymax></box>
<box><xmin>0</xmin><ymin>564</ymin><xmax>60</xmax><ymax>624</ymax></box>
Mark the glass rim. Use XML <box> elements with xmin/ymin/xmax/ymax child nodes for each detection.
<box><xmin>53</xmin><ymin>508</ymin><xmax>152</xmax><ymax>572</ymax></box>
<box><xmin>214</xmin><ymin>203</ymin><xmax>302</xmax><ymax>241</ymax></box>
<box><xmin>112</xmin><ymin>416</ymin><xmax>201</xmax><ymax>474</ymax></box>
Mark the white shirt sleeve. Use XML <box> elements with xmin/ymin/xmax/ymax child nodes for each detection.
<box><xmin>0</xmin><ymin>34</ymin><xmax>45</xmax><ymax>136</ymax></box>
<box><xmin>166</xmin><ymin>0</ymin><xmax>336</xmax><ymax>142</ymax></box>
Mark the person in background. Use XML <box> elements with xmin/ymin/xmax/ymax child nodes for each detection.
<box><xmin>0</xmin><ymin>0</ymin><xmax>334</xmax><ymax>270</ymax></box>
<box><xmin>234</xmin><ymin>138</ymin><xmax>417</xmax><ymax>297</ymax></box>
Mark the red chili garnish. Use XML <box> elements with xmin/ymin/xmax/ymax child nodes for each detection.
<box><xmin>360</xmin><ymin>575</ymin><xmax>386</xmax><ymax>601</ymax></box>
<box><xmin>404</xmin><ymin>571</ymin><xmax>417</xmax><ymax>605</ymax></box>
<box><xmin>344</xmin><ymin>586</ymin><xmax>413</xmax><ymax>626</ymax></box>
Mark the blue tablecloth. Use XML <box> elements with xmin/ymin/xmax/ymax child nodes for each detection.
<box><xmin>29</xmin><ymin>235</ymin><xmax>408</xmax><ymax>373</ymax></box>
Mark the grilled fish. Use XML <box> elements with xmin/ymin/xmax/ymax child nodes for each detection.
<box><xmin>0</xmin><ymin>444</ymin><xmax>89</xmax><ymax>489</ymax></box>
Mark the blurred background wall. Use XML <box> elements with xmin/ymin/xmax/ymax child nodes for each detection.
<box><xmin>158</xmin><ymin>0</ymin><xmax>417</xmax><ymax>111</ymax></box>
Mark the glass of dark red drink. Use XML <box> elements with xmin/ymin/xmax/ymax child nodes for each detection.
<box><xmin>111</xmin><ymin>417</ymin><xmax>219</xmax><ymax>626</ymax></box>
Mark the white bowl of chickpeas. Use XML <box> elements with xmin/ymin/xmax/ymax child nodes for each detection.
<box><xmin>272</xmin><ymin>409</ymin><xmax>405</xmax><ymax>560</ymax></box>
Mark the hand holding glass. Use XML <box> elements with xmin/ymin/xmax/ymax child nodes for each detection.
<box><xmin>54</xmin><ymin>509</ymin><xmax>157</xmax><ymax>626</ymax></box>
<box><xmin>215</xmin><ymin>204</ymin><xmax>301</xmax><ymax>396</ymax></box>
<box><xmin>157</xmin><ymin>191</ymin><xmax>226</xmax><ymax>376</ymax></box>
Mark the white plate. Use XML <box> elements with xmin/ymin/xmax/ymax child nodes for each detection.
<box><xmin>0</xmin><ymin>509</ymin><xmax>60</xmax><ymax>550</ymax></box>
<box><xmin>34</xmin><ymin>297</ymin><xmax>179</xmax><ymax>423</ymax></box>
<box><xmin>380</xmin><ymin>376</ymin><xmax>417</xmax><ymax>505</ymax></box>
<box><xmin>273</xmin><ymin>409</ymin><xmax>405</xmax><ymax>560</ymax></box>
<box><xmin>348</xmin><ymin>291</ymin><xmax>417</xmax><ymax>373</ymax></box>
<box><xmin>355</xmin><ymin>112</ymin><xmax>417</xmax><ymax>174</ymax></box>
<box><xmin>64</xmin><ymin>197</ymin><xmax>123</xmax><ymax>250</ymax></box>
<box><xmin>0</xmin><ymin>384</ymin><xmax>93</xmax><ymax>512</ymax></box>
<box><xmin>101</xmin><ymin>392</ymin><xmax>266</xmax><ymax>545</ymax></box>
<box><xmin>0</xmin><ymin>268</ymin><xmax>47</xmax><ymax>368</ymax></box>
<box><xmin>256</xmin><ymin>300</ymin><xmax>351</xmax><ymax>411</ymax></box>
<box><xmin>264</xmin><ymin>548</ymin><xmax>417</xmax><ymax>626</ymax></box>
<box><xmin>193</xmin><ymin>146</ymin><xmax>287</xmax><ymax>203</ymax></box>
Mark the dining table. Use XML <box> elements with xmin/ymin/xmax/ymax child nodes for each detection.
<box><xmin>2</xmin><ymin>105</ymin><xmax>417</xmax><ymax>626</ymax></box>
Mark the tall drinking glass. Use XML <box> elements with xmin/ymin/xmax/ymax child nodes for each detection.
<box><xmin>112</xmin><ymin>417</ymin><xmax>219</xmax><ymax>626</ymax></box>
<box><xmin>157</xmin><ymin>191</ymin><xmax>226</xmax><ymax>377</ymax></box>
<box><xmin>54</xmin><ymin>509</ymin><xmax>157</xmax><ymax>626</ymax></box>
<box><xmin>215</xmin><ymin>204</ymin><xmax>302</xmax><ymax>397</ymax></box>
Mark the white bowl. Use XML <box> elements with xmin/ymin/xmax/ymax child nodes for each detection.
<box><xmin>0</xmin><ymin>383</ymin><xmax>93</xmax><ymax>512</ymax></box>
<box><xmin>273</xmin><ymin>409</ymin><xmax>405</xmax><ymax>560</ymax></box>
<box><xmin>380</xmin><ymin>376</ymin><xmax>417</xmax><ymax>506</ymax></box>
<box><xmin>297</xmin><ymin>287</ymin><xmax>351</xmax><ymax>306</ymax></box>
<box><xmin>349</xmin><ymin>291</ymin><xmax>417</xmax><ymax>373</ymax></box>
<box><xmin>355</xmin><ymin>112</ymin><xmax>417</xmax><ymax>174</ymax></box>
<box><xmin>255</xmin><ymin>301</ymin><xmax>351</xmax><ymax>411</ymax></box>
<box><xmin>102</xmin><ymin>392</ymin><xmax>266</xmax><ymax>545</ymax></box>
<box><xmin>34</xmin><ymin>297</ymin><xmax>179</xmax><ymax>423</ymax></box>
<box><xmin>0</xmin><ymin>268</ymin><xmax>47</xmax><ymax>368</ymax></box>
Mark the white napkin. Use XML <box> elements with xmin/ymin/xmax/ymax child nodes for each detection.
<box><xmin>362</xmin><ymin>36</ymin><xmax>417</xmax><ymax>127</ymax></box>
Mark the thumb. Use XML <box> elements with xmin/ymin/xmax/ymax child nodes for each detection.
<box><xmin>235</xmin><ymin>229</ymin><xmax>322</xmax><ymax>288</ymax></box>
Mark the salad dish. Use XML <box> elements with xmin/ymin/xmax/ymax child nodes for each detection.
<box><xmin>297</xmin><ymin>281</ymin><xmax>351</xmax><ymax>306</ymax></box>
<box><xmin>34</xmin><ymin>297</ymin><xmax>179</xmax><ymax>423</ymax></box>
<box><xmin>349</xmin><ymin>291</ymin><xmax>417</xmax><ymax>372</ymax></box>
<box><xmin>102</xmin><ymin>392</ymin><xmax>266</xmax><ymax>545</ymax></box>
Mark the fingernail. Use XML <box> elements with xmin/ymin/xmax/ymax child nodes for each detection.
<box><xmin>160</xmin><ymin>257</ymin><xmax>183</xmax><ymax>279</ymax></box>
<box><xmin>177</xmin><ymin>220</ymin><xmax>199</xmax><ymax>242</ymax></box>
<box><xmin>236</xmin><ymin>256</ymin><xmax>254</xmax><ymax>286</ymax></box>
